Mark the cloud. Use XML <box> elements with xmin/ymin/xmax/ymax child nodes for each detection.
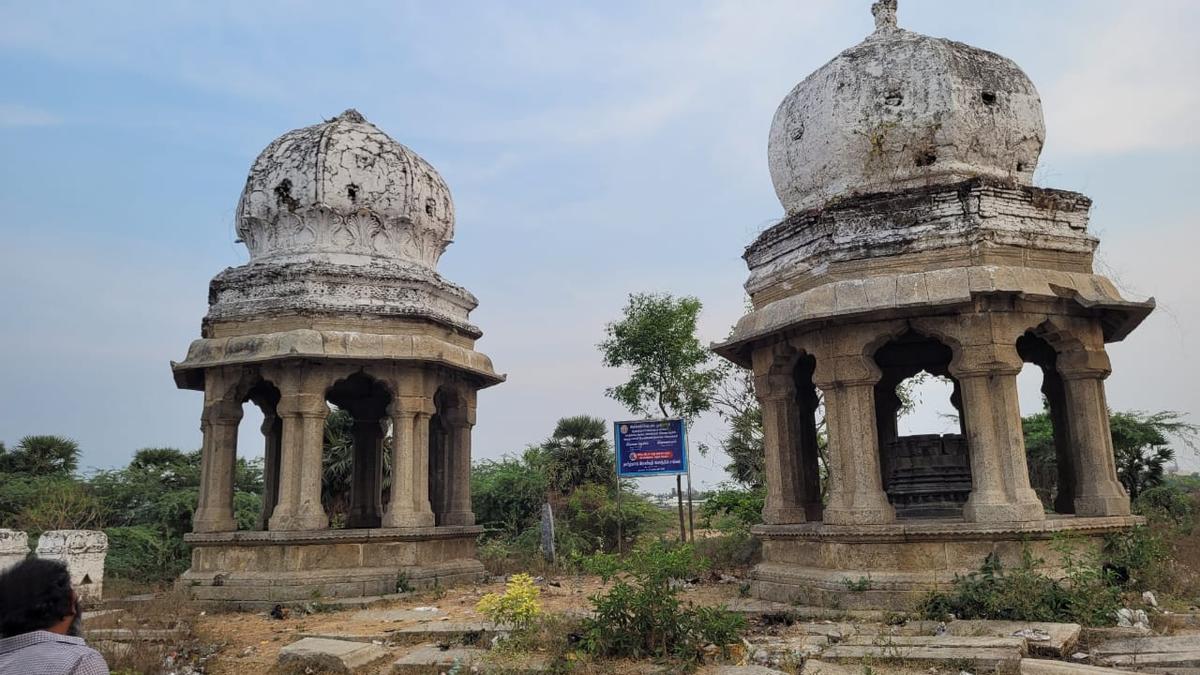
<box><xmin>0</xmin><ymin>103</ymin><xmax>61</xmax><ymax>127</ymax></box>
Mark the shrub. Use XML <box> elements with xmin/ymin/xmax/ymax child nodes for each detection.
<box><xmin>473</xmin><ymin>455</ymin><xmax>548</xmax><ymax>539</ymax></box>
<box><xmin>558</xmin><ymin>482</ymin><xmax>665</xmax><ymax>556</ymax></box>
<box><xmin>918</xmin><ymin>549</ymin><xmax>1120</xmax><ymax>626</ymax></box>
<box><xmin>579</xmin><ymin>541</ymin><xmax>746</xmax><ymax>665</ymax></box>
<box><xmin>700</xmin><ymin>485</ymin><xmax>764</xmax><ymax>533</ymax></box>
<box><xmin>1135</xmin><ymin>484</ymin><xmax>1196</xmax><ymax>532</ymax></box>
<box><xmin>1104</xmin><ymin>526</ymin><xmax>1170</xmax><ymax>591</ymax></box>
<box><xmin>16</xmin><ymin>478</ymin><xmax>104</xmax><ymax>533</ymax></box>
<box><xmin>476</xmin><ymin>573</ymin><xmax>542</xmax><ymax>630</ymax></box>
<box><xmin>105</xmin><ymin>525</ymin><xmax>190</xmax><ymax>581</ymax></box>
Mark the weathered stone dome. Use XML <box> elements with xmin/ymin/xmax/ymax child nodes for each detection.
<box><xmin>768</xmin><ymin>0</ymin><xmax>1045</xmax><ymax>215</ymax></box>
<box><xmin>235</xmin><ymin>109</ymin><xmax>454</xmax><ymax>268</ymax></box>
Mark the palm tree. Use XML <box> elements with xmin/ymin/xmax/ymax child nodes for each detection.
<box><xmin>541</xmin><ymin>415</ymin><xmax>614</xmax><ymax>495</ymax></box>
<box><xmin>0</xmin><ymin>435</ymin><xmax>81</xmax><ymax>475</ymax></box>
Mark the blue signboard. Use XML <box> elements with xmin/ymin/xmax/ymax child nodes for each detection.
<box><xmin>614</xmin><ymin>418</ymin><xmax>688</xmax><ymax>477</ymax></box>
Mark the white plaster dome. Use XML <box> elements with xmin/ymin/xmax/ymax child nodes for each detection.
<box><xmin>768</xmin><ymin>0</ymin><xmax>1045</xmax><ymax>215</ymax></box>
<box><xmin>235</xmin><ymin>109</ymin><xmax>455</xmax><ymax>268</ymax></box>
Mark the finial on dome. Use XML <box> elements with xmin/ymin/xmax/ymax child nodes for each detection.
<box><xmin>336</xmin><ymin>108</ymin><xmax>366</xmax><ymax>123</ymax></box>
<box><xmin>871</xmin><ymin>0</ymin><xmax>898</xmax><ymax>31</ymax></box>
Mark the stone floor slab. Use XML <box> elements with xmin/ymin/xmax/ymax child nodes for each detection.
<box><xmin>903</xmin><ymin>619</ymin><xmax>1080</xmax><ymax>657</ymax></box>
<box><xmin>1019</xmin><ymin>658</ymin><xmax>1135</xmax><ymax>674</ymax></box>
<box><xmin>389</xmin><ymin>621</ymin><xmax>501</xmax><ymax>646</ymax></box>
<box><xmin>821</xmin><ymin>642</ymin><xmax>1022</xmax><ymax>674</ymax></box>
<box><xmin>353</xmin><ymin>607</ymin><xmax>445</xmax><ymax>622</ymax></box>
<box><xmin>278</xmin><ymin>637</ymin><xmax>390</xmax><ymax>673</ymax></box>
<box><xmin>391</xmin><ymin>646</ymin><xmax>487</xmax><ymax>674</ymax></box>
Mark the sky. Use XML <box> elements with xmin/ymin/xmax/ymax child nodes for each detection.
<box><xmin>0</xmin><ymin>0</ymin><xmax>1197</xmax><ymax>492</ymax></box>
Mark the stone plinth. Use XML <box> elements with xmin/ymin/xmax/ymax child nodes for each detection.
<box><xmin>0</xmin><ymin>529</ymin><xmax>29</xmax><ymax>573</ymax></box>
<box><xmin>179</xmin><ymin>526</ymin><xmax>485</xmax><ymax>610</ymax></box>
<box><xmin>750</xmin><ymin>515</ymin><xmax>1140</xmax><ymax>610</ymax></box>
<box><xmin>35</xmin><ymin>530</ymin><xmax>107</xmax><ymax>603</ymax></box>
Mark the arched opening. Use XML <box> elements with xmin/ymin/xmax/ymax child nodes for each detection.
<box><xmin>873</xmin><ymin>331</ymin><xmax>971</xmax><ymax>519</ymax></box>
<box><xmin>793</xmin><ymin>353</ymin><xmax>824</xmax><ymax>521</ymax></box>
<box><xmin>1017</xmin><ymin>331</ymin><xmax>1075</xmax><ymax>514</ymax></box>
<box><xmin>325</xmin><ymin>371</ymin><xmax>393</xmax><ymax>529</ymax></box>
<box><xmin>243</xmin><ymin>379</ymin><xmax>281</xmax><ymax>530</ymax></box>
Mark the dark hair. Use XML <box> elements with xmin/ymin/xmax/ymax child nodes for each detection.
<box><xmin>0</xmin><ymin>558</ymin><xmax>75</xmax><ymax>637</ymax></box>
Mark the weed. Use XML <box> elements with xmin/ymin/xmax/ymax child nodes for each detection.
<box><xmin>842</xmin><ymin>575</ymin><xmax>873</xmax><ymax>592</ymax></box>
<box><xmin>476</xmin><ymin>573</ymin><xmax>542</xmax><ymax>630</ymax></box>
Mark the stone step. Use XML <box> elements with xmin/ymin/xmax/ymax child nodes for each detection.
<box><xmin>902</xmin><ymin>619</ymin><xmax>1081</xmax><ymax>657</ymax></box>
<box><xmin>821</xmin><ymin>636</ymin><xmax>1024</xmax><ymax>674</ymax></box>
<box><xmin>389</xmin><ymin>621</ymin><xmax>502</xmax><ymax>646</ymax></box>
<box><xmin>391</xmin><ymin>645</ymin><xmax>488</xmax><ymax>675</ymax></box>
<box><xmin>1093</xmin><ymin>635</ymin><xmax>1200</xmax><ymax>657</ymax></box>
<box><xmin>1019</xmin><ymin>658</ymin><xmax>1137</xmax><ymax>674</ymax></box>
<box><xmin>278</xmin><ymin>637</ymin><xmax>391</xmax><ymax>674</ymax></box>
<box><xmin>841</xmin><ymin>634</ymin><xmax>1027</xmax><ymax>652</ymax></box>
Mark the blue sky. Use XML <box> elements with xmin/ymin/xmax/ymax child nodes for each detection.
<box><xmin>1</xmin><ymin>0</ymin><xmax>1198</xmax><ymax>489</ymax></box>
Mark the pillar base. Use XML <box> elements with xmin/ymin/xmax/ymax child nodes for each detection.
<box><xmin>750</xmin><ymin>515</ymin><xmax>1141</xmax><ymax>610</ymax></box>
<box><xmin>179</xmin><ymin>526</ymin><xmax>485</xmax><ymax>610</ymax></box>
<box><xmin>762</xmin><ymin>506</ymin><xmax>811</xmax><ymax>525</ymax></box>
<box><xmin>962</xmin><ymin>496</ymin><xmax>1045</xmax><ymax>523</ymax></box>
<box><xmin>1075</xmin><ymin>494</ymin><xmax>1131</xmax><ymax>517</ymax></box>
<box><xmin>440</xmin><ymin>511</ymin><xmax>476</xmax><ymax>526</ymax></box>
<box><xmin>382</xmin><ymin>511</ymin><xmax>436</xmax><ymax>528</ymax></box>
<box><xmin>823</xmin><ymin>503</ymin><xmax>895</xmax><ymax>526</ymax></box>
<box><xmin>269</xmin><ymin>510</ymin><xmax>330</xmax><ymax>532</ymax></box>
<box><xmin>192</xmin><ymin>510</ymin><xmax>236</xmax><ymax>534</ymax></box>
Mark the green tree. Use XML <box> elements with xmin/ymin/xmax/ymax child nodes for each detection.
<box><xmin>599</xmin><ymin>293</ymin><xmax>718</xmax><ymax>422</ymax></box>
<box><xmin>0</xmin><ymin>435</ymin><xmax>81</xmax><ymax>475</ymax></box>
<box><xmin>1110</xmin><ymin>411</ymin><xmax>1197</xmax><ymax>500</ymax></box>
<box><xmin>540</xmin><ymin>415</ymin><xmax>614</xmax><ymax>495</ymax></box>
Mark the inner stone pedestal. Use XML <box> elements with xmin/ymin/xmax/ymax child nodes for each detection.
<box><xmin>180</xmin><ymin>527</ymin><xmax>485</xmax><ymax>610</ymax></box>
<box><xmin>751</xmin><ymin>515</ymin><xmax>1140</xmax><ymax>611</ymax></box>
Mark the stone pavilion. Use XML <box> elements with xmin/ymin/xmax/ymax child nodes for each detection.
<box><xmin>714</xmin><ymin>1</ymin><xmax>1153</xmax><ymax>609</ymax></box>
<box><xmin>172</xmin><ymin>110</ymin><xmax>502</xmax><ymax>607</ymax></box>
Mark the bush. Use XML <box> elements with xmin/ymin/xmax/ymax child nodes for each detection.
<box><xmin>579</xmin><ymin>542</ymin><xmax>746</xmax><ymax>665</ymax></box>
<box><xmin>1104</xmin><ymin>526</ymin><xmax>1171</xmax><ymax>591</ymax></box>
<box><xmin>105</xmin><ymin>525</ymin><xmax>190</xmax><ymax>581</ymax></box>
<box><xmin>557</xmin><ymin>482</ymin><xmax>665</xmax><ymax>556</ymax></box>
<box><xmin>1135</xmin><ymin>484</ymin><xmax>1196</xmax><ymax>532</ymax></box>
<box><xmin>476</xmin><ymin>573</ymin><xmax>542</xmax><ymax>630</ymax></box>
<box><xmin>473</xmin><ymin>455</ymin><xmax>548</xmax><ymax>539</ymax></box>
<box><xmin>14</xmin><ymin>478</ymin><xmax>104</xmax><ymax>533</ymax></box>
<box><xmin>918</xmin><ymin>549</ymin><xmax>1120</xmax><ymax>626</ymax></box>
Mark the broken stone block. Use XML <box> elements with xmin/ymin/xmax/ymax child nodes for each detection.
<box><xmin>716</xmin><ymin>666</ymin><xmax>789</xmax><ymax>675</ymax></box>
<box><xmin>0</xmin><ymin>529</ymin><xmax>29</xmax><ymax>573</ymax></box>
<box><xmin>1019</xmin><ymin>659</ymin><xmax>1134</xmax><ymax>674</ymax></box>
<box><xmin>1093</xmin><ymin>635</ymin><xmax>1200</xmax><ymax>669</ymax></box>
<box><xmin>35</xmin><ymin>530</ymin><xmax>107</xmax><ymax>603</ymax></box>
<box><xmin>904</xmin><ymin>619</ymin><xmax>1081</xmax><ymax>657</ymax></box>
<box><xmin>389</xmin><ymin>621</ymin><xmax>502</xmax><ymax>646</ymax></box>
<box><xmin>277</xmin><ymin>637</ymin><xmax>389</xmax><ymax>673</ymax></box>
<box><xmin>352</xmin><ymin>607</ymin><xmax>446</xmax><ymax>622</ymax></box>
<box><xmin>390</xmin><ymin>645</ymin><xmax>487</xmax><ymax>674</ymax></box>
<box><xmin>822</xmin><ymin>635</ymin><xmax>1024</xmax><ymax>674</ymax></box>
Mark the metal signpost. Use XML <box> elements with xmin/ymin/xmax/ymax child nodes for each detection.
<box><xmin>613</xmin><ymin>418</ymin><xmax>693</xmax><ymax>550</ymax></box>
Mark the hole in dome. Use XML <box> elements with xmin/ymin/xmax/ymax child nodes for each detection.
<box><xmin>915</xmin><ymin>151</ymin><xmax>937</xmax><ymax>167</ymax></box>
<box><xmin>791</xmin><ymin>122</ymin><xmax>805</xmax><ymax>141</ymax></box>
<box><xmin>274</xmin><ymin>179</ymin><xmax>299</xmax><ymax>211</ymax></box>
<box><xmin>981</xmin><ymin>91</ymin><xmax>997</xmax><ymax>105</ymax></box>
<box><xmin>347</xmin><ymin>183</ymin><xmax>359</xmax><ymax>203</ymax></box>
<box><xmin>425</xmin><ymin>198</ymin><xmax>436</xmax><ymax>216</ymax></box>
<box><xmin>885</xmin><ymin>91</ymin><xmax>903</xmax><ymax>106</ymax></box>
<box><xmin>1017</xmin><ymin>162</ymin><xmax>1027</xmax><ymax>172</ymax></box>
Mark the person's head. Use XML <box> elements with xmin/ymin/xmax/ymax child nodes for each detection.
<box><xmin>0</xmin><ymin>558</ymin><xmax>80</xmax><ymax>638</ymax></box>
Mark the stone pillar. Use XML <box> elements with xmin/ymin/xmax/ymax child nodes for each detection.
<box><xmin>1059</xmin><ymin>346</ymin><xmax>1131</xmax><ymax>517</ymax></box>
<box><xmin>269</xmin><ymin>377</ymin><xmax>330</xmax><ymax>531</ymax></box>
<box><xmin>347</xmin><ymin>417</ymin><xmax>385</xmax><ymax>528</ymax></box>
<box><xmin>442</xmin><ymin>391</ymin><xmax>477</xmax><ymax>526</ymax></box>
<box><xmin>0</xmin><ymin>529</ymin><xmax>29</xmax><ymax>573</ymax></box>
<box><xmin>952</xmin><ymin>343</ymin><xmax>1045</xmax><ymax>523</ymax></box>
<box><xmin>383</xmin><ymin>373</ymin><xmax>436</xmax><ymax>528</ymax></box>
<box><xmin>754</xmin><ymin>368</ymin><xmax>812</xmax><ymax>524</ymax></box>
<box><xmin>193</xmin><ymin>395</ymin><xmax>242</xmax><ymax>534</ymax></box>
<box><xmin>35</xmin><ymin>530</ymin><xmax>107</xmax><ymax>604</ymax></box>
<box><xmin>813</xmin><ymin>353</ymin><xmax>895</xmax><ymax>525</ymax></box>
<box><xmin>258</xmin><ymin>413</ymin><xmax>283</xmax><ymax>530</ymax></box>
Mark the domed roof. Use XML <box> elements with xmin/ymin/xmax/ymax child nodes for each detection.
<box><xmin>768</xmin><ymin>0</ymin><xmax>1045</xmax><ymax>215</ymax></box>
<box><xmin>234</xmin><ymin>109</ymin><xmax>455</xmax><ymax>268</ymax></box>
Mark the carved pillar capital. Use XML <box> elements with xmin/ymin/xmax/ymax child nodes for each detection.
<box><xmin>949</xmin><ymin>342</ymin><xmax>1024</xmax><ymax>379</ymax></box>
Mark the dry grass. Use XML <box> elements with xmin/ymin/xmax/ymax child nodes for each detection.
<box><xmin>88</xmin><ymin>589</ymin><xmax>208</xmax><ymax>674</ymax></box>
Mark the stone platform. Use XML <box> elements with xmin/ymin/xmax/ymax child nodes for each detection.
<box><xmin>179</xmin><ymin>526</ymin><xmax>485</xmax><ymax>609</ymax></box>
<box><xmin>751</xmin><ymin>515</ymin><xmax>1140</xmax><ymax>610</ymax></box>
